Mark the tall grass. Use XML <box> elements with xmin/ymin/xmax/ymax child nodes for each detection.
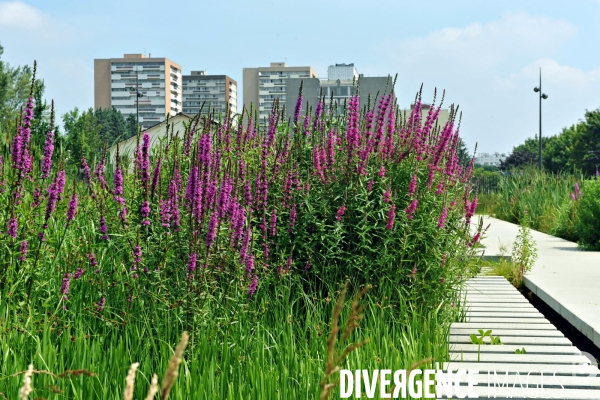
<box><xmin>476</xmin><ymin>167</ymin><xmax>583</xmax><ymax>240</ymax></box>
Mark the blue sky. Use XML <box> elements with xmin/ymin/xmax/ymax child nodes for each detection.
<box><xmin>1</xmin><ymin>0</ymin><xmax>600</xmax><ymax>154</ymax></box>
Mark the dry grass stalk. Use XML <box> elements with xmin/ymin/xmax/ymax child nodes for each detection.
<box><xmin>124</xmin><ymin>362</ymin><xmax>140</xmax><ymax>400</ymax></box>
<box><xmin>160</xmin><ymin>331</ymin><xmax>189</xmax><ymax>400</ymax></box>
<box><xmin>19</xmin><ymin>364</ymin><xmax>34</xmax><ymax>400</ymax></box>
<box><xmin>319</xmin><ymin>283</ymin><xmax>370</xmax><ymax>400</ymax></box>
<box><xmin>144</xmin><ymin>374</ymin><xmax>159</xmax><ymax>400</ymax></box>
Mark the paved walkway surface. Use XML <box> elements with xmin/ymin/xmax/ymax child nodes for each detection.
<box><xmin>473</xmin><ymin>215</ymin><xmax>600</xmax><ymax>349</ymax></box>
<box><xmin>443</xmin><ymin>276</ymin><xmax>600</xmax><ymax>399</ymax></box>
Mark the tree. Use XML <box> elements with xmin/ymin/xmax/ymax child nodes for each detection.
<box><xmin>63</xmin><ymin>107</ymin><xmax>101</xmax><ymax>166</ymax></box>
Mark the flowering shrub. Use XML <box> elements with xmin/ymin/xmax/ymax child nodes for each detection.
<box><xmin>0</xmin><ymin>69</ymin><xmax>480</xmax><ymax>319</ymax></box>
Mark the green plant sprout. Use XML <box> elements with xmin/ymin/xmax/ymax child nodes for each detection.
<box><xmin>515</xmin><ymin>347</ymin><xmax>527</xmax><ymax>354</ymax></box>
<box><xmin>469</xmin><ymin>329</ymin><xmax>502</xmax><ymax>362</ymax></box>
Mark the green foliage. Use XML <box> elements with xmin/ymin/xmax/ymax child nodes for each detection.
<box><xmin>515</xmin><ymin>347</ymin><xmax>527</xmax><ymax>354</ymax></box>
<box><xmin>573</xmin><ymin>179</ymin><xmax>600</xmax><ymax>250</ymax></box>
<box><xmin>1</xmin><ymin>64</ymin><xmax>479</xmax><ymax>397</ymax></box>
<box><xmin>511</xmin><ymin>212</ymin><xmax>538</xmax><ymax>287</ymax></box>
<box><xmin>502</xmin><ymin>107</ymin><xmax>600</xmax><ymax>175</ymax></box>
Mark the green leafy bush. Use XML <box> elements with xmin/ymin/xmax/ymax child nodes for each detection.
<box><xmin>574</xmin><ymin>179</ymin><xmax>600</xmax><ymax>250</ymax></box>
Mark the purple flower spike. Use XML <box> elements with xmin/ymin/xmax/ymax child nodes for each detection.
<box><xmin>7</xmin><ymin>217</ymin><xmax>18</xmax><ymax>239</ymax></box>
<box><xmin>41</xmin><ymin>129</ymin><xmax>54</xmax><ymax>179</ymax></box>
<box><xmin>96</xmin><ymin>297</ymin><xmax>106</xmax><ymax>312</ymax></box>
<box><xmin>19</xmin><ymin>240</ymin><xmax>28</xmax><ymax>261</ymax></box>
<box><xmin>386</xmin><ymin>205</ymin><xmax>396</xmax><ymax>230</ymax></box>
<box><xmin>247</xmin><ymin>275</ymin><xmax>258</xmax><ymax>296</ymax></box>
<box><xmin>66</xmin><ymin>192</ymin><xmax>78</xmax><ymax>226</ymax></box>
<box><xmin>336</xmin><ymin>205</ymin><xmax>346</xmax><ymax>221</ymax></box>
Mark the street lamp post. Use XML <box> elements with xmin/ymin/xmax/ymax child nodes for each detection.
<box><xmin>533</xmin><ymin>68</ymin><xmax>548</xmax><ymax>171</ymax></box>
<box><xmin>131</xmin><ymin>66</ymin><xmax>143</xmax><ymax>130</ymax></box>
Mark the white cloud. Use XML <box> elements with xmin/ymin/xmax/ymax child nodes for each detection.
<box><xmin>0</xmin><ymin>1</ymin><xmax>42</xmax><ymax>28</ymax></box>
<box><xmin>372</xmin><ymin>12</ymin><xmax>591</xmax><ymax>154</ymax></box>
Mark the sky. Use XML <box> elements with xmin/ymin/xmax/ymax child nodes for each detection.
<box><xmin>1</xmin><ymin>0</ymin><xmax>600</xmax><ymax>154</ymax></box>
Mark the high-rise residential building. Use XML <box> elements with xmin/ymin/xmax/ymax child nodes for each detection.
<box><xmin>182</xmin><ymin>71</ymin><xmax>237</xmax><ymax>117</ymax></box>
<box><xmin>94</xmin><ymin>54</ymin><xmax>183</xmax><ymax>130</ymax></box>
<box><xmin>243</xmin><ymin>62</ymin><xmax>318</xmax><ymax>122</ymax></box>
<box><xmin>285</xmin><ymin>63</ymin><xmax>393</xmax><ymax>118</ymax></box>
<box><xmin>327</xmin><ymin>63</ymin><xmax>359</xmax><ymax>81</ymax></box>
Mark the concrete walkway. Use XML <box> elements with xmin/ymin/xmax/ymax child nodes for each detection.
<box><xmin>473</xmin><ymin>215</ymin><xmax>600</xmax><ymax>349</ymax></box>
<box><xmin>444</xmin><ymin>276</ymin><xmax>600</xmax><ymax>399</ymax></box>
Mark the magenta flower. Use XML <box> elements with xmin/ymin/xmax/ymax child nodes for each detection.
<box><xmin>437</xmin><ymin>206</ymin><xmax>448</xmax><ymax>228</ymax></box>
<box><xmin>383</xmin><ymin>188</ymin><xmax>391</xmax><ymax>203</ymax></box>
<box><xmin>245</xmin><ymin>253</ymin><xmax>255</xmax><ymax>276</ymax></box>
<box><xmin>66</xmin><ymin>192</ymin><xmax>78</xmax><ymax>226</ymax></box>
<box><xmin>73</xmin><ymin>268</ymin><xmax>85</xmax><ymax>279</ymax></box>
<box><xmin>95</xmin><ymin>158</ymin><xmax>108</xmax><ymax>190</ymax></box>
<box><xmin>41</xmin><ymin>129</ymin><xmax>54</xmax><ymax>179</ymax></box>
<box><xmin>96</xmin><ymin>297</ymin><xmax>106</xmax><ymax>312</ymax></box>
<box><xmin>408</xmin><ymin>174</ymin><xmax>417</xmax><ymax>197</ymax></box>
<box><xmin>336</xmin><ymin>205</ymin><xmax>347</xmax><ymax>221</ymax></box>
<box><xmin>19</xmin><ymin>240</ymin><xmax>27</xmax><ymax>261</ymax></box>
<box><xmin>140</xmin><ymin>133</ymin><xmax>151</xmax><ymax>189</ymax></box>
<box><xmin>7</xmin><ymin>217</ymin><xmax>18</xmax><ymax>239</ymax></box>
<box><xmin>247</xmin><ymin>275</ymin><xmax>258</xmax><ymax>296</ymax></box>
<box><xmin>188</xmin><ymin>252</ymin><xmax>197</xmax><ymax>273</ymax></box>
<box><xmin>99</xmin><ymin>217</ymin><xmax>109</xmax><ymax>240</ymax></box>
<box><xmin>386</xmin><ymin>205</ymin><xmax>396</xmax><ymax>229</ymax></box>
<box><xmin>405</xmin><ymin>199</ymin><xmax>418</xmax><ymax>219</ymax></box>
<box><xmin>141</xmin><ymin>200</ymin><xmax>150</xmax><ymax>225</ymax></box>
<box><xmin>206</xmin><ymin>211</ymin><xmax>218</xmax><ymax>248</ymax></box>
<box><xmin>270</xmin><ymin>208</ymin><xmax>277</xmax><ymax>237</ymax></box>
<box><xmin>113</xmin><ymin>166</ymin><xmax>124</xmax><ymax>203</ymax></box>
<box><xmin>132</xmin><ymin>245</ymin><xmax>142</xmax><ymax>270</ymax></box>
<box><xmin>60</xmin><ymin>273</ymin><xmax>71</xmax><ymax>301</ymax></box>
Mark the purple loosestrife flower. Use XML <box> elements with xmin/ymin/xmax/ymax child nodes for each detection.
<box><xmin>383</xmin><ymin>188</ymin><xmax>391</xmax><ymax>203</ymax></box>
<box><xmin>19</xmin><ymin>241</ymin><xmax>27</xmax><ymax>261</ymax></box>
<box><xmin>289</xmin><ymin>203</ymin><xmax>297</xmax><ymax>229</ymax></box>
<box><xmin>217</xmin><ymin>175</ymin><xmax>232</xmax><ymax>219</ymax></box>
<box><xmin>435</xmin><ymin>181</ymin><xmax>445</xmax><ymax>196</ymax></box>
<box><xmin>185</xmin><ymin>165</ymin><xmax>198</xmax><ymax>206</ymax></box>
<box><xmin>336</xmin><ymin>205</ymin><xmax>347</xmax><ymax>221</ymax></box>
<box><xmin>140</xmin><ymin>133</ymin><xmax>151</xmax><ymax>189</ymax></box>
<box><xmin>95</xmin><ymin>158</ymin><xmax>108</xmax><ymax>191</ymax></box>
<box><xmin>66</xmin><ymin>192</ymin><xmax>78</xmax><ymax>226</ymax></box>
<box><xmin>313</xmin><ymin>99</ymin><xmax>323</xmax><ymax>131</ymax></box>
<box><xmin>44</xmin><ymin>173</ymin><xmax>64</xmax><ymax>225</ymax></box>
<box><xmin>99</xmin><ymin>217</ymin><xmax>109</xmax><ymax>240</ymax></box>
<box><xmin>426</xmin><ymin>165</ymin><xmax>436</xmax><ymax>189</ymax></box>
<box><xmin>437</xmin><ymin>206</ymin><xmax>448</xmax><ymax>228</ymax></box>
<box><xmin>41</xmin><ymin>129</ymin><xmax>54</xmax><ymax>179</ymax></box>
<box><xmin>405</xmin><ymin>199</ymin><xmax>418</xmax><ymax>219</ymax></box>
<box><xmin>96</xmin><ymin>297</ymin><xmax>106</xmax><ymax>312</ymax></box>
<box><xmin>140</xmin><ymin>201</ymin><xmax>150</xmax><ymax>226</ymax></box>
<box><xmin>270</xmin><ymin>208</ymin><xmax>277</xmax><ymax>237</ymax></box>
<box><xmin>60</xmin><ymin>273</ymin><xmax>71</xmax><ymax>301</ymax></box>
<box><xmin>247</xmin><ymin>275</ymin><xmax>258</xmax><ymax>296</ymax></box>
<box><xmin>575</xmin><ymin>182</ymin><xmax>582</xmax><ymax>198</ymax></box>
<box><xmin>113</xmin><ymin>167</ymin><xmax>124</xmax><ymax>204</ymax></box>
<box><xmin>346</xmin><ymin>96</ymin><xmax>360</xmax><ymax>165</ymax></box>
<box><xmin>367</xmin><ymin>180</ymin><xmax>374</xmax><ymax>192</ymax></box>
<box><xmin>245</xmin><ymin>253</ymin><xmax>255</xmax><ymax>276</ymax></box>
<box><xmin>188</xmin><ymin>252</ymin><xmax>197</xmax><ymax>274</ymax></box>
<box><xmin>12</xmin><ymin>97</ymin><xmax>34</xmax><ymax>168</ymax></box>
<box><xmin>240</xmin><ymin>227</ymin><xmax>251</xmax><ymax>262</ymax></box>
<box><xmin>73</xmin><ymin>268</ymin><xmax>85</xmax><ymax>279</ymax></box>
<box><xmin>206</xmin><ymin>211</ymin><xmax>218</xmax><ymax>249</ymax></box>
<box><xmin>386</xmin><ymin>205</ymin><xmax>396</xmax><ymax>230</ymax></box>
<box><xmin>293</xmin><ymin>89</ymin><xmax>303</xmax><ymax>127</ymax></box>
<box><xmin>408</xmin><ymin>174</ymin><xmax>418</xmax><ymax>197</ymax></box>
<box><xmin>571</xmin><ymin>193</ymin><xmax>577</xmax><ymax>201</ymax></box>
<box><xmin>132</xmin><ymin>245</ymin><xmax>142</xmax><ymax>271</ymax></box>
<box><xmin>88</xmin><ymin>253</ymin><xmax>99</xmax><ymax>273</ymax></box>
<box><xmin>378</xmin><ymin>165</ymin><xmax>386</xmax><ymax>178</ymax></box>
<box><xmin>32</xmin><ymin>187</ymin><xmax>42</xmax><ymax>207</ymax></box>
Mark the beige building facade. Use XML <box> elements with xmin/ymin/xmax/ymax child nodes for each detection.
<box><xmin>182</xmin><ymin>71</ymin><xmax>237</xmax><ymax>117</ymax></box>
<box><xmin>243</xmin><ymin>62</ymin><xmax>317</xmax><ymax>123</ymax></box>
<box><xmin>94</xmin><ymin>54</ymin><xmax>183</xmax><ymax>130</ymax></box>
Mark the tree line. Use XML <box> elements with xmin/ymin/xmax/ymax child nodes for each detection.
<box><xmin>501</xmin><ymin>107</ymin><xmax>600</xmax><ymax>175</ymax></box>
<box><xmin>0</xmin><ymin>43</ymin><xmax>138</xmax><ymax>167</ymax></box>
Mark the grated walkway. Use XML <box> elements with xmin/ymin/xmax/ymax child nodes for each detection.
<box><xmin>439</xmin><ymin>276</ymin><xmax>600</xmax><ymax>399</ymax></box>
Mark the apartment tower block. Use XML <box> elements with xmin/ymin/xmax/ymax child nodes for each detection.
<box><xmin>94</xmin><ymin>54</ymin><xmax>183</xmax><ymax>130</ymax></box>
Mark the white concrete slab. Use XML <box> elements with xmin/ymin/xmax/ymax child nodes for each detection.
<box><xmin>452</xmin><ymin>323</ymin><xmax>555</xmax><ymax>330</ymax></box>
<box><xmin>450</xmin><ymin>344</ymin><xmax>581</xmax><ymax>355</ymax></box>
<box><xmin>450</xmin><ymin>328</ymin><xmax>563</xmax><ymax>337</ymax></box>
<box><xmin>473</xmin><ymin>215</ymin><xmax>600</xmax><ymax>348</ymax></box>
<box><xmin>449</xmin><ymin>352</ymin><xmax>589</xmax><ymax>364</ymax></box>
<box><xmin>449</xmin><ymin>335</ymin><xmax>572</xmax><ymax>345</ymax></box>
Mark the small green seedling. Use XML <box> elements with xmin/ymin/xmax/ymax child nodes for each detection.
<box><xmin>469</xmin><ymin>329</ymin><xmax>503</xmax><ymax>362</ymax></box>
<box><xmin>515</xmin><ymin>347</ymin><xmax>527</xmax><ymax>354</ymax></box>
